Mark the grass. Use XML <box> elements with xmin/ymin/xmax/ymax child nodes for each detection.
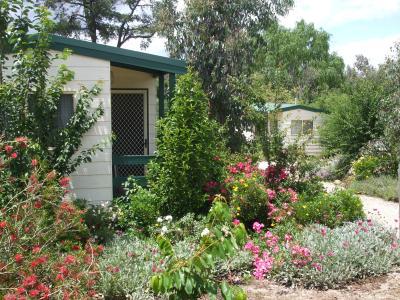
<box><xmin>348</xmin><ymin>175</ymin><xmax>398</xmax><ymax>201</ymax></box>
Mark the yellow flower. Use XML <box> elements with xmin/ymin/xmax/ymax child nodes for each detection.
<box><xmin>244</xmin><ymin>183</ymin><xmax>249</xmax><ymax>188</ymax></box>
<box><xmin>271</xmin><ymin>223</ymin><xmax>275</xmax><ymax>227</ymax></box>
<box><xmin>302</xmin><ymin>205</ymin><xmax>307</xmax><ymax>208</ymax></box>
<box><xmin>233</xmin><ymin>186</ymin><xmax>238</xmax><ymax>192</ymax></box>
<box><xmin>236</xmin><ymin>207</ymin><xmax>241</xmax><ymax>211</ymax></box>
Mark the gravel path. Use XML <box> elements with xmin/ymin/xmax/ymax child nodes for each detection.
<box><xmin>322</xmin><ymin>181</ymin><xmax>399</xmax><ymax>233</ymax></box>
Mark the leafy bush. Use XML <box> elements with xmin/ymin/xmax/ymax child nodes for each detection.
<box><xmin>147</xmin><ymin>70</ymin><xmax>226</xmax><ymax>218</ymax></box>
<box><xmin>150</xmin><ymin>198</ymin><xmax>248</xmax><ymax>299</ymax></box>
<box><xmin>97</xmin><ymin>236</ymin><xmax>165</xmax><ymax>300</ymax></box>
<box><xmin>293</xmin><ymin>190</ymin><xmax>365</xmax><ymax>228</ymax></box>
<box><xmin>273</xmin><ymin>222</ymin><xmax>400</xmax><ymax>288</ymax></box>
<box><xmin>73</xmin><ymin>199</ymin><xmax>116</xmax><ymax>244</ymax></box>
<box><xmin>348</xmin><ymin>175</ymin><xmax>398</xmax><ymax>201</ymax></box>
<box><xmin>352</xmin><ymin>155</ymin><xmax>381</xmax><ymax>180</ymax></box>
<box><xmin>113</xmin><ymin>178</ymin><xmax>160</xmax><ymax>235</ymax></box>
<box><xmin>0</xmin><ymin>138</ymin><xmax>101</xmax><ymax>299</ymax></box>
<box><xmin>0</xmin><ymin>3</ymin><xmax>104</xmax><ymax>175</ymax></box>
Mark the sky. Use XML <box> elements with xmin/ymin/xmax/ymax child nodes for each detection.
<box><xmin>124</xmin><ymin>0</ymin><xmax>400</xmax><ymax>67</ymax></box>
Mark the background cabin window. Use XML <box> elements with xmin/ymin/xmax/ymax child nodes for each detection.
<box><xmin>291</xmin><ymin>120</ymin><xmax>313</xmax><ymax>135</ymax></box>
<box><xmin>57</xmin><ymin>94</ymin><xmax>74</xmax><ymax>128</ymax></box>
<box><xmin>291</xmin><ymin>120</ymin><xmax>302</xmax><ymax>135</ymax></box>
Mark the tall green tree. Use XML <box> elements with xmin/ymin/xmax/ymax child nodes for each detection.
<box><xmin>154</xmin><ymin>0</ymin><xmax>294</xmax><ymax>150</ymax></box>
<box><xmin>40</xmin><ymin>0</ymin><xmax>163</xmax><ymax>47</ymax></box>
<box><xmin>256</xmin><ymin>20</ymin><xmax>345</xmax><ymax>103</ymax></box>
<box><xmin>0</xmin><ymin>0</ymin><xmax>104</xmax><ymax>174</ymax></box>
<box><xmin>319</xmin><ymin>56</ymin><xmax>389</xmax><ymax>166</ymax></box>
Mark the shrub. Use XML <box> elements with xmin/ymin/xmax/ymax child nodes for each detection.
<box><xmin>147</xmin><ymin>70</ymin><xmax>226</xmax><ymax>218</ymax></box>
<box><xmin>113</xmin><ymin>178</ymin><xmax>160</xmax><ymax>235</ymax></box>
<box><xmin>348</xmin><ymin>175</ymin><xmax>398</xmax><ymax>201</ymax></box>
<box><xmin>150</xmin><ymin>198</ymin><xmax>248</xmax><ymax>299</ymax></box>
<box><xmin>97</xmin><ymin>236</ymin><xmax>164</xmax><ymax>300</ymax></box>
<box><xmin>352</xmin><ymin>155</ymin><xmax>381</xmax><ymax>180</ymax></box>
<box><xmin>0</xmin><ymin>3</ymin><xmax>104</xmax><ymax>175</ymax></box>
<box><xmin>0</xmin><ymin>138</ymin><xmax>101</xmax><ymax>299</ymax></box>
<box><xmin>273</xmin><ymin>222</ymin><xmax>400</xmax><ymax>288</ymax></box>
<box><xmin>293</xmin><ymin>190</ymin><xmax>365</xmax><ymax>228</ymax></box>
<box><xmin>73</xmin><ymin>199</ymin><xmax>116</xmax><ymax>244</ymax></box>
<box><xmin>245</xmin><ymin>220</ymin><xmax>400</xmax><ymax>288</ymax></box>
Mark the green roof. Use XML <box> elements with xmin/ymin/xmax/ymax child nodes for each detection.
<box><xmin>48</xmin><ymin>35</ymin><xmax>186</xmax><ymax>75</ymax></box>
<box><xmin>263</xmin><ymin>102</ymin><xmax>325</xmax><ymax>113</ymax></box>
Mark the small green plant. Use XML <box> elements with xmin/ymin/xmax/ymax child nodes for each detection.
<box><xmin>147</xmin><ymin>70</ymin><xmax>226</xmax><ymax>218</ymax></box>
<box><xmin>293</xmin><ymin>190</ymin><xmax>365</xmax><ymax>228</ymax></box>
<box><xmin>352</xmin><ymin>155</ymin><xmax>381</xmax><ymax>180</ymax></box>
<box><xmin>113</xmin><ymin>177</ymin><xmax>160</xmax><ymax>235</ymax></box>
<box><xmin>348</xmin><ymin>175</ymin><xmax>398</xmax><ymax>201</ymax></box>
<box><xmin>150</xmin><ymin>198</ymin><xmax>248</xmax><ymax>299</ymax></box>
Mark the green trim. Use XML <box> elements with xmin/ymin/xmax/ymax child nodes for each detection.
<box><xmin>158</xmin><ymin>74</ymin><xmax>165</xmax><ymax>118</ymax></box>
<box><xmin>280</xmin><ymin>104</ymin><xmax>325</xmax><ymax>113</ymax></box>
<box><xmin>48</xmin><ymin>35</ymin><xmax>186</xmax><ymax>74</ymax></box>
<box><xmin>112</xmin><ymin>155</ymin><xmax>155</xmax><ymax>165</ymax></box>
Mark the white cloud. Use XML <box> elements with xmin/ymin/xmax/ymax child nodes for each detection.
<box><xmin>281</xmin><ymin>0</ymin><xmax>400</xmax><ymax>29</ymax></box>
<box><xmin>332</xmin><ymin>34</ymin><xmax>400</xmax><ymax>66</ymax></box>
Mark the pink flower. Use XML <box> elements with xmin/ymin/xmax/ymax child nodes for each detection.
<box><xmin>252</xmin><ymin>222</ymin><xmax>265</xmax><ymax>234</ymax></box>
<box><xmin>232</xmin><ymin>219</ymin><xmax>240</xmax><ymax>226</ymax></box>
<box><xmin>31</xmin><ymin>159</ymin><xmax>38</xmax><ymax>167</ymax></box>
<box><xmin>10</xmin><ymin>152</ymin><xmax>17</xmax><ymax>159</ymax></box>
<box><xmin>14</xmin><ymin>254</ymin><xmax>23</xmax><ymax>263</ymax></box>
<box><xmin>284</xmin><ymin>234</ymin><xmax>292</xmax><ymax>242</ymax></box>
<box><xmin>391</xmin><ymin>241</ymin><xmax>398</xmax><ymax>250</ymax></box>
<box><xmin>327</xmin><ymin>251</ymin><xmax>335</xmax><ymax>257</ymax></box>
<box><xmin>266</xmin><ymin>189</ymin><xmax>276</xmax><ymax>200</ymax></box>
<box><xmin>4</xmin><ymin>145</ymin><xmax>13</xmax><ymax>154</ymax></box>
<box><xmin>59</xmin><ymin>177</ymin><xmax>70</xmax><ymax>187</ymax></box>
<box><xmin>320</xmin><ymin>227</ymin><xmax>327</xmax><ymax>237</ymax></box>
<box><xmin>312</xmin><ymin>262</ymin><xmax>322</xmax><ymax>271</ymax></box>
<box><xmin>253</xmin><ymin>251</ymin><xmax>274</xmax><ymax>279</ymax></box>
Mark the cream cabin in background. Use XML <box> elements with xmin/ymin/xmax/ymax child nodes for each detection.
<box><xmin>6</xmin><ymin>35</ymin><xmax>186</xmax><ymax>205</ymax></box>
<box><xmin>266</xmin><ymin>103</ymin><xmax>325</xmax><ymax>156</ymax></box>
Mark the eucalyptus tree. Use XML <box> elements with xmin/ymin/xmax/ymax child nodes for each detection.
<box><xmin>154</xmin><ymin>0</ymin><xmax>294</xmax><ymax>150</ymax></box>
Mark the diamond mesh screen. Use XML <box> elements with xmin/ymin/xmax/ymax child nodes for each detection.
<box><xmin>112</xmin><ymin>93</ymin><xmax>146</xmax><ymax>177</ymax></box>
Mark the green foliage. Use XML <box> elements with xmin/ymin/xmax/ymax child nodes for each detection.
<box><xmin>113</xmin><ymin>177</ymin><xmax>160</xmax><ymax>235</ymax></box>
<box><xmin>256</xmin><ymin>20</ymin><xmax>345</xmax><ymax>103</ymax></box>
<box><xmin>155</xmin><ymin>0</ymin><xmax>294</xmax><ymax>149</ymax></box>
<box><xmin>150</xmin><ymin>199</ymin><xmax>248</xmax><ymax>299</ymax></box>
<box><xmin>73</xmin><ymin>198</ymin><xmax>116</xmax><ymax>244</ymax></box>
<box><xmin>319</xmin><ymin>57</ymin><xmax>388</xmax><ymax>163</ymax></box>
<box><xmin>148</xmin><ymin>70</ymin><xmax>226</xmax><ymax>218</ymax></box>
<box><xmin>273</xmin><ymin>222</ymin><xmax>400</xmax><ymax>288</ymax></box>
<box><xmin>41</xmin><ymin>0</ymin><xmax>164</xmax><ymax>47</ymax></box>
<box><xmin>349</xmin><ymin>175</ymin><xmax>398</xmax><ymax>202</ymax></box>
<box><xmin>0</xmin><ymin>2</ymin><xmax>104</xmax><ymax>175</ymax></box>
<box><xmin>97</xmin><ymin>236</ymin><xmax>164</xmax><ymax>299</ymax></box>
<box><xmin>293</xmin><ymin>190</ymin><xmax>365</xmax><ymax>228</ymax></box>
<box><xmin>352</xmin><ymin>155</ymin><xmax>381</xmax><ymax>180</ymax></box>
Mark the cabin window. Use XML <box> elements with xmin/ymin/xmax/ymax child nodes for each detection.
<box><xmin>56</xmin><ymin>94</ymin><xmax>74</xmax><ymax>128</ymax></box>
<box><xmin>291</xmin><ymin>120</ymin><xmax>313</xmax><ymax>135</ymax></box>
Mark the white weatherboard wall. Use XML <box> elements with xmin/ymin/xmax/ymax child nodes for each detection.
<box><xmin>278</xmin><ymin>109</ymin><xmax>324</xmax><ymax>155</ymax></box>
<box><xmin>52</xmin><ymin>52</ymin><xmax>113</xmax><ymax>205</ymax></box>
<box><xmin>5</xmin><ymin>51</ymin><xmax>113</xmax><ymax>205</ymax></box>
<box><xmin>111</xmin><ymin>66</ymin><xmax>158</xmax><ymax>155</ymax></box>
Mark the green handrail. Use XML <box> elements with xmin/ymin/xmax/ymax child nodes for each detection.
<box><xmin>113</xmin><ymin>155</ymin><xmax>155</xmax><ymax>188</ymax></box>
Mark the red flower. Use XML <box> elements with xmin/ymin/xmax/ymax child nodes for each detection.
<box><xmin>14</xmin><ymin>254</ymin><xmax>24</xmax><ymax>263</ymax></box>
<box><xmin>64</xmin><ymin>254</ymin><xmax>75</xmax><ymax>265</ymax></box>
<box><xmin>4</xmin><ymin>294</ymin><xmax>17</xmax><ymax>300</ymax></box>
<box><xmin>34</xmin><ymin>201</ymin><xmax>42</xmax><ymax>209</ymax></box>
<box><xmin>45</xmin><ymin>170</ymin><xmax>56</xmax><ymax>181</ymax></box>
<box><xmin>15</xmin><ymin>137</ymin><xmax>28</xmax><ymax>148</ymax></box>
<box><xmin>4</xmin><ymin>145</ymin><xmax>13</xmax><ymax>154</ymax></box>
<box><xmin>16</xmin><ymin>287</ymin><xmax>26</xmax><ymax>294</ymax></box>
<box><xmin>71</xmin><ymin>245</ymin><xmax>80</xmax><ymax>251</ymax></box>
<box><xmin>59</xmin><ymin>177</ymin><xmax>70</xmax><ymax>187</ymax></box>
<box><xmin>22</xmin><ymin>274</ymin><xmax>37</xmax><ymax>287</ymax></box>
<box><xmin>32</xmin><ymin>245</ymin><xmax>41</xmax><ymax>254</ymax></box>
<box><xmin>31</xmin><ymin>159</ymin><xmax>38</xmax><ymax>167</ymax></box>
<box><xmin>56</xmin><ymin>273</ymin><xmax>64</xmax><ymax>281</ymax></box>
<box><xmin>59</xmin><ymin>266</ymin><xmax>69</xmax><ymax>276</ymax></box>
<box><xmin>0</xmin><ymin>221</ymin><xmax>6</xmax><ymax>228</ymax></box>
<box><xmin>29</xmin><ymin>289</ymin><xmax>40</xmax><ymax>297</ymax></box>
<box><xmin>10</xmin><ymin>152</ymin><xmax>18</xmax><ymax>159</ymax></box>
<box><xmin>97</xmin><ymin>245</ymin><xmax>104</xmax><ymax>253</ymax></box>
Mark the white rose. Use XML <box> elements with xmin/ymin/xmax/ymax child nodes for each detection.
<box><xmin>165</xmin><ymin>215</ymin><xmax>173</xmax><ymax>222</ymax></box>
<box><xmin>201</xmin><ymin>228</ymin><xmax>210</xmax><ymax>237</ymax></box>
<box><xmin>157</xmin><ymin>217</ymin><xmax>163</xmax><ymax>223</ymax></box>
<box><xmin>258</xmin><ymin>161</ymin><xmax>269</xmax><ymax>170</ymax></box>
